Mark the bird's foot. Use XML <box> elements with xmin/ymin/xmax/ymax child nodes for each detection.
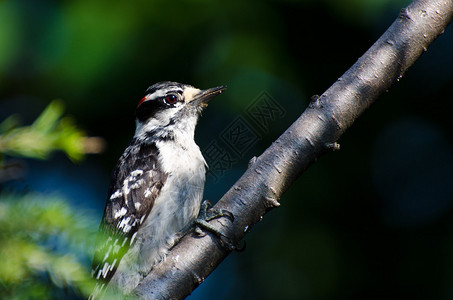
<box><xmin>193</xmin><ymin>200</ymin><xmax>243</xmax><ymax>251</ymax></box>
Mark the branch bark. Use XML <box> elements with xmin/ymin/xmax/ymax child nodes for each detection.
<box><xmin>133</xmin><ymin>0</ymin><xmax>453</xmax><ymax>298</ymax></box>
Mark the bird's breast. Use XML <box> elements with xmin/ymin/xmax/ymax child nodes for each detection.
<box><xmin>143</xmin><ymin>138</ymin><xmax>206</xmax><ymax>230</ymax></box>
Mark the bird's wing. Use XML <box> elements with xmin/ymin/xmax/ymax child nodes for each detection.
<box><xmin>91</xmin><ymin>141</ymin><xmax>168</xmax><ymax>289</ymax></box>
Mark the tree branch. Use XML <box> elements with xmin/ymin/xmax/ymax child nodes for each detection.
<box><xmin>133</xmin><ymin>0</ymin><xmax>453</xmax><ymax>298</ymax></box>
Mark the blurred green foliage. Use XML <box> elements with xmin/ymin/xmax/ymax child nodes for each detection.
<box><xmin>0</xmin><ymin>101</ymin><xmax>101</xmax><ymax>298</ymax></box>
<box><xmin>0</xmin><ymin>193</ymin><xmax>96</xmax><ymax>299</ymax></box>
<box><xmin>0</xmin><ymin>100</ymin><xmax>86</xmax><ymax>163</ymax></box>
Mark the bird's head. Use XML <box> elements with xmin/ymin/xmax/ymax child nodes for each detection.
<box><xmin>134</xmin><ymin>81</ymin><xmax>225</xmax><ymax>140</ymax></box>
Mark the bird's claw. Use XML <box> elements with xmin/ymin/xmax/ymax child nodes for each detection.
<box><xmin>193</xmin><ymin>200</ymin><xmax>240</xmax><ymax>251</ymax></box>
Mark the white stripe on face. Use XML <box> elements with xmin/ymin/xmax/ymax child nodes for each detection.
<box><xmin>146</xmin><ymin>86</ymin><xmax>183</xmax><ymax>102</ymax></box>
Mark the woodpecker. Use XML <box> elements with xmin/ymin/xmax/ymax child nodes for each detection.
<box><xmin>90</xmin><ymin>81</ymin><xmax>226</xmax><ymax>299</ymax></box>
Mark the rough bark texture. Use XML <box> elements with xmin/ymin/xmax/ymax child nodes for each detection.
<box><xmin>133</xmin><ymin>0</ymin><xmax>453</xmax><ymax>299</ymax></box>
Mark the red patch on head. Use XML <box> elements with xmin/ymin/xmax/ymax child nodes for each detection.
<box><xmin>137</xmin><ymin>96</ymin><xmax>147</xmax><ymax>108</ymax></box>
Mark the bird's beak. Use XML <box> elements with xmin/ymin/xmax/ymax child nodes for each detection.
<box><xmin>191</xmin><ymin>85</ymin><xmax>226</xmax><ymax>107</ymax></box>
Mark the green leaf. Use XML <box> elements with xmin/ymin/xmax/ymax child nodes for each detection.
<box><xmin>0</xmin><ymin>100</ymin><xmax>98</xmax><ymax>163</ymax></box>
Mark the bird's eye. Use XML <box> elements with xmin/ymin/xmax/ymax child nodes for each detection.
<box><xmin>164</xmin><ymin>94</ymin><xmax>178</xmax><ymax>105</ymax></box>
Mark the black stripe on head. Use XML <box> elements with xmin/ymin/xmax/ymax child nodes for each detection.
<box><xmin>136</xmin><ymin>82</ymin><xmax>186</xmax><ymax>123</ymax></box>
<box><xmin>136</xmin><ymin>98</ymin><xmax>167</xmax><ymax>123</ymax></box>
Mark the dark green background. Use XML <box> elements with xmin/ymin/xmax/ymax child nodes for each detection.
<box><xmin>1</xmin><ymin>0</ymin><xmax>453</xmax><ymax>299</ymax></box>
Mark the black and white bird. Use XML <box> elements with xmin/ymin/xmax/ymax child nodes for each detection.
<box><xmin>90</xmin><ymin>81</ymin><xmax>226</xmax><ymax>299</ymax></box>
